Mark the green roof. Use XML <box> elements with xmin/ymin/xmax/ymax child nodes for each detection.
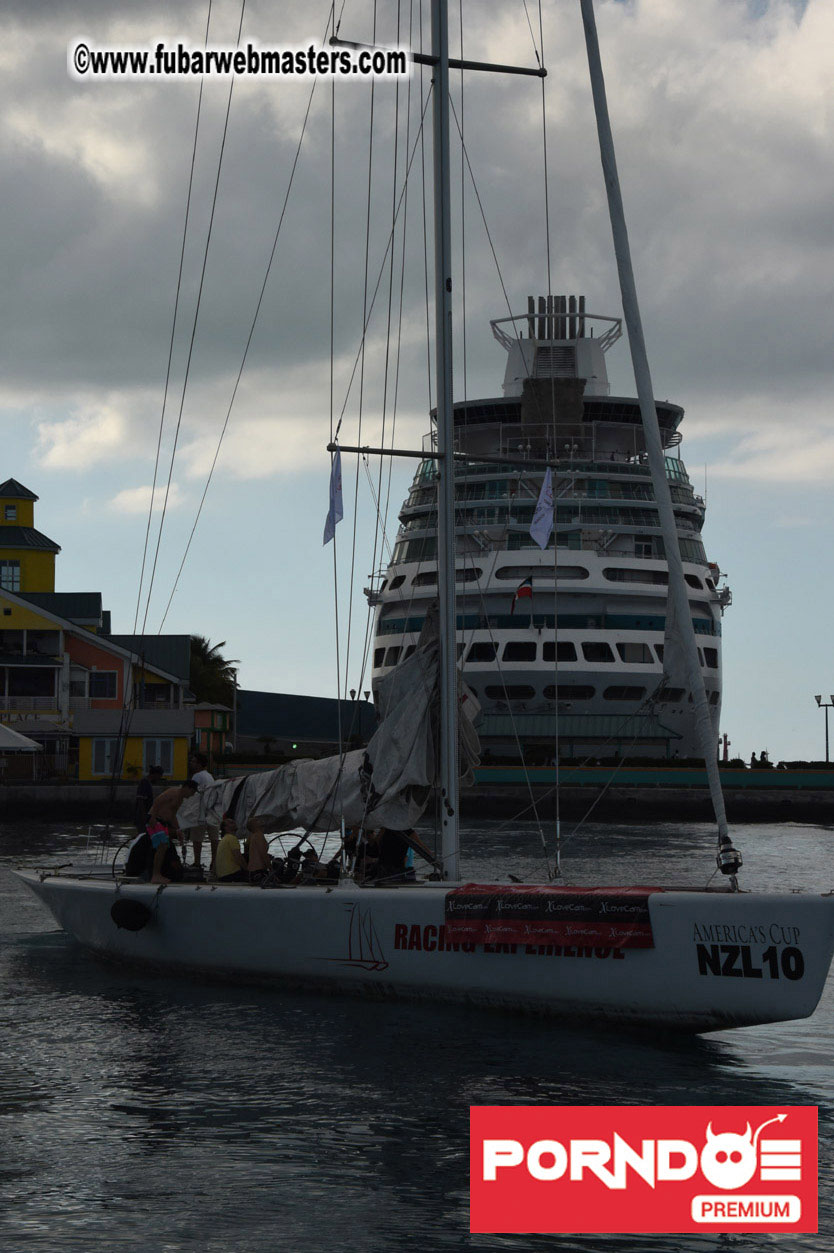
<box><xmin>19</xmin><ymin>592</ymin><xmax>102</xmax><ymax>624</ymax></box>
<box><xmin>0</xmin><ymin>526</ymin><xmax>60</xmax><ymax>553</ymax></box>
<box><xmin>237</xmin><ymin>689</ymin><xmax>377</xmax><ymax>742</ymax></box>
<box><xmin>0</xmin><ymin>478</ymin><xmax>38</xmax><ymax>501</ymax></box>
<box><xmin>106</xmin><ymin>635</ymin><xmax>192</xmax><ymax>682</ymax></box>
<box><xmin>478</xmin><ymin>712</ymin><xmax>681</xmax><ymax>741</ymax></box>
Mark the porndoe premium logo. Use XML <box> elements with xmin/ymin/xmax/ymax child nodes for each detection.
<box><xmin>469</xmin><ymin>1106</ymin><xmax>817</xmax><ymax>1234</ymax></box>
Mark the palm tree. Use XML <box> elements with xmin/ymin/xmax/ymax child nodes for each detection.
<box><xmin>189</xmin><ymin>635</ymin><xmax>238</xmax><ymax>705</ymax></box>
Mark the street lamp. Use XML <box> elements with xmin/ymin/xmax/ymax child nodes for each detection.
<box><xmin>813</xmin><ymin>695</ymin><xmax>834</xmax><ymax>763</ymax></box>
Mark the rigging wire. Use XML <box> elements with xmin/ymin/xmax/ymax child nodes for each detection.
<box><xmin>142</xmin><ymin>0</ymin><xmax>247</xmax><ymax>637</ymax></box>
<box><xmin>533</xmin><ymin>0</ymin><xmax>562</xmax><ymax>876</ymax></box>
<box><xmin>380</xmin><ymin>0</ymin><xmax>416</xmax><ymax>565</ymax></box>
<box><xmin>329</xmin><ymin>6</ymin><xmax>344</xmax><ymax>769</ymax></box>
<box><xmin>133</xmin><ymin>0</ymin><xmax>214</xmax><ymax>637</ymax></box>
<box><xmin>342</xmin><ymin>0</ymin><xmax>379</xmax><ymax>706</ymax></box>
<box><xmin>458</xmin><ymin>0</ymin><xmax>468</xmax><ymax>412</ymax></box>
<box><xmin>99</xmin><ymin>0</ymin><xmax>215</xmax><ymax>840</ymax></box>
<box><xmin>362</xmin><ymin>0</ymin><xmax>403</xmax><ymax>703</ymax></box>
<box><xmin>157</xmin><ymin>6</ymin><xmax>332</xmax><ymax>630</ymax></box>
<box><xmin>419</xmin><ymin>0</ymin><xmax>433</xmax><ymax>416</ymax></box>
<box><xmin>332</xmin><ymin>90</ymin><xmax>433</xmax><ymax>435</ymax></box>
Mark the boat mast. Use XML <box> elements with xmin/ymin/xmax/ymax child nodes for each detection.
<box><xmin>579</xmin><ymin>0</ymin><xmax>741</xmax><ymax>880</ymax></box>
<box><xmin>431</xmin><ymin>0</ymin><xmax>460</xmax><ymax>880</ymax></box>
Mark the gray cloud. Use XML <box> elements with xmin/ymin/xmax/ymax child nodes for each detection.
<box><xmin>0</xmin><ymin>0</ymin><xmax>830</xmax><ymax>489</ymax></box>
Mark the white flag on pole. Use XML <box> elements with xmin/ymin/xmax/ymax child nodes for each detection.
<box><xmin>529</xmin><ymin>466</ymin><xmax>554</xmax><ymax>549</ymax></box>
<box><xmin>323</xmin><ymin>448</ymin><xmax>344</xmax><ymax>545</ymax></box>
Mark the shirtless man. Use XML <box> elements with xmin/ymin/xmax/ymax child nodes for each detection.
<box><xmin>148</xmin><ymin>780</ymin><xmax>197</xmax><ymax>884</ymax></box>
<box><xmin>245</xmin><ymin>816</ymin><xmax>271</xmax><ymax>883</ymax></box>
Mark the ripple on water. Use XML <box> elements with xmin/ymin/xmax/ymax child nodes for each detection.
<box><xmin>0</xmin><ymin>821</ymin><xmax>832</xmax><ymax>1252</ymax></box>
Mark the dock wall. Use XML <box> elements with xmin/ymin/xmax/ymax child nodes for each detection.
<box><xmin>2</xmin><ymin>769</ymin><xmax>833</xmax><ymax>824</ymax></box>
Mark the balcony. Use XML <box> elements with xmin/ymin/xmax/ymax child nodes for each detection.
<box><xmin>0</xmin><ymin>696</ymin><xmax>61</xmax><ymax>714</ymax></box>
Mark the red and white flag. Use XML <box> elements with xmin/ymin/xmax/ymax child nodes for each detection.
<box><xmin>511</xmin><ymin>577</ymin><xmax>533</xmax><ymax>614</ymax></box>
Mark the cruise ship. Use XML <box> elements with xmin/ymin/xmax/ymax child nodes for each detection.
<box><xmin>368</xmin><ymin>296</ymin><xmax>731</xmax><ymax>761</ymax></box>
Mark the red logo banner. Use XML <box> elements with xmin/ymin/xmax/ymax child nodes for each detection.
<box><xmin>470</xmin><ymin>1105</ymin><xmax>817</xmax><ymax>1234</ymax></box>
<box><xmin>445</xmin><ymin>884</ymin><xmax>661</xmax><ymax>947</ymax></box>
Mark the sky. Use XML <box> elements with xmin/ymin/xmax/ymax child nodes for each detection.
<box><xmin>1</xmin><ymin>0</ymin><xmax>832</xmax><ymax>762</ymax></box>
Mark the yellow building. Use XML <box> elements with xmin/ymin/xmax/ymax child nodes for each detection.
<box><xmin>0</xmin><ymin>478</ymin><xmax>60</xmax><ymax>594</ymax></box>
<box><xmin>0</xmin><ymin>478</ymin><xmax>194</xmax><ymax>782</ymax></box>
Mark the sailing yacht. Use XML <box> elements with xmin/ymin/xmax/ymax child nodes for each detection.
<box><xmin>15</xmin><ymin>0</ymin><xmax>834</xmax><ymax>1031</ymax></box>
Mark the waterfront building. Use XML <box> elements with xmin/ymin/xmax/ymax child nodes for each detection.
<box><xmin>0</xmin><ymin>478</ymin><xmax>193</xmax><ymax>780</ymax></box>
<box><xmin>193</xmin><ymin>702</ymin><xmax>233</xmax><ymax>769</ymax></box>
<box><xmin>235</xmin><ymin>690</ymin><xmax>377</xmax><ymax>760</ymax></box>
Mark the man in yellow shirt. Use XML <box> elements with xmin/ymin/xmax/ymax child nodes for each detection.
<box><xmin>215</xmin><ymin>818</ymin><xmax>246</xmax><ymax>882</ymax></box>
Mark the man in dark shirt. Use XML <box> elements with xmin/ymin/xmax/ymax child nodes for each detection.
<box><xmin>133</xmin><ymin>764</ymin><xmax>164</xmax><ymax>832</ymax></box>
<box><xmin>376</xmin><ymin>829</ymin><xmax>409</xmax><ymax>882</ymax></box>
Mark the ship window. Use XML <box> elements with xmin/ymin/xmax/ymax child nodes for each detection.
<box><xmin>705</xmin><ymin>578</ymin><xmax>715</xmax><ymax>591</ymax></box>
<box><xmin>388</xmin><ymin>575</ymin><xmax>405</xmax><ymax>590</ymax></box>
<box><xmin>495</xmin><ymin>566</ymin><xmax>588</xmax><ymax>581</ymax></box>
<box><xmin>582</xmin><ymin>642</ymin><xmax>615</xmax><ymax>663</ymax></box>
<box><xmin>634</xmin><ymin>536</ymin><xmax>657</xmax><ymax>559</ymax></box>
<box><xmin>617</xmin><ymin>642</ymin><xmax>654</xmax><ymax>664</ymax></box>
<box><xmin>373</xmin><ymin>648</ymin><xmax>385</xmax><ymax>667</ymax></box>
<box><xmin>542</xmin><ymin>641</ymin><xmax>577</xmax><ymax>662</ymax></box>
<box><xmin>544</xmin><ymin>684</ymin><xmax>594</xmax><ymax>700</ymax></box>
<box><xmin>655</xmin><ymin>645</ymin><xmax>664</xmax><ymax>662</ymax></box>
<box><xmin>4</xmin><ymin>505</ymin><xmax>16</xmax><ymax>521</ymax></box>
<box><xmin>656</xmin><ymin>687</ymin><xmax>685</xmax><ymax>702</ymax></box>
<box><xmin>403</xmin><ymin>645</ymin><xmax>416</xmax><ymax>659</ymax></box>
<box><xmin>466</xmin><ymin>642</ymin><xmax>497</xmax><ymax>663</ymax></box>
<box><xmin>709</xmin><ymin>691</ymin><xmax>720</xmax><ymax>705</ymax></box>
<box><xmin>502</xmin><ymin>641</ymin><xmax>537</xmax><ymax>662</ymax></box>
<box><xmin>604</xmin><ymin>685</ymin><xmax>647</xmax><ymax>701</ymax></box>
<box><xmin>485</xmin><ymin>684</ymin><xmax>535</xmax><ymax>701</ymax></box>
<box><xmin>684</xmin><ymin>574</ymin><xmax>702</xmax><ymax>589</ymax></box>
<box><xmin>704</xmin><ymin>648</ymin><xmax>718</xmax><ymax>668</ymax></box>
<box><xmin>384</xmin><ymin>647</ymin><xmax>401</xmax><ymax>667</ymax></box>
<box><xmin>417</xmin><ymin>567</ymin><xmax>483</xmax><ymax>585</ymax></box>
<box><xmin>603</xmin><ymin>567</ymin><xmax>668</xmax><ymax>585</ymax></box>
<box><xmin>679</xmin><ymin>539</ymin><xmax>706</xmax><ymax>563</ymax></box>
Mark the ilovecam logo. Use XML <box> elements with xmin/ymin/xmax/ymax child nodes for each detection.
<box><xmin>470</xmin><ymin>1106</ymin><xmax>817</xmax><ymax>1234</ymax></box>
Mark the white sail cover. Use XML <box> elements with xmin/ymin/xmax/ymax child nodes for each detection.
<box><xmin>179</xmin><ymin>631</ymin><xmax>480</xmax><ymax>836</ymax></box>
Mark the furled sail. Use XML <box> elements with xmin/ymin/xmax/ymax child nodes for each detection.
<box><xmin>657</xmin><ymin>589</ymin><xmax>718</xmax><ymax>742</ymax></box>
<box><xmin>179</xmin><ymin>621</ymin><xmax>480</xmax><ymax>837</ymax></box>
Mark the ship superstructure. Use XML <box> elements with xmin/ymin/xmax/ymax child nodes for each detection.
<box><xmin>369</xmin><ymin>296</ymin><xmax>730</xmax><ymax>760</ymax></box>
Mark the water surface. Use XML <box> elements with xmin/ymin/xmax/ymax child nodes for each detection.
<box><xmin>1</xmin><ymin>819</ymin><xmax>831</xmax><ymax>1251</ymax></box>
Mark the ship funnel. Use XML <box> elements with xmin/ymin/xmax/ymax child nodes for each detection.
<box><xmin>525</xmin><ymin>296</ymin><xmax>588</xmax><ymax>340</ymax></box>
<box><xmin>493</xmin><ymin>296</ymin><xmax>620</xmax><ymax>398</ymax></box>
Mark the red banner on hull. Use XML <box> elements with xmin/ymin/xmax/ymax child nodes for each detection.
<box><xmin>444</xmin><ymin>884</ymin><xmax>663</xmax><ymax>948</ymax></box>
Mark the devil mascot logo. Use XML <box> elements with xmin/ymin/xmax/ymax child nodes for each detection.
<box><xmin>700</xmin><ymin>1115</ymin><xmax>787</xmax><ymax>1190</ymax></box>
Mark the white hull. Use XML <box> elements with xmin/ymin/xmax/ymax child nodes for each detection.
<box><xmin>17</xmin><ymin>871</ymin><xmax>834</xmax><ymax>1032</ymax></box>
